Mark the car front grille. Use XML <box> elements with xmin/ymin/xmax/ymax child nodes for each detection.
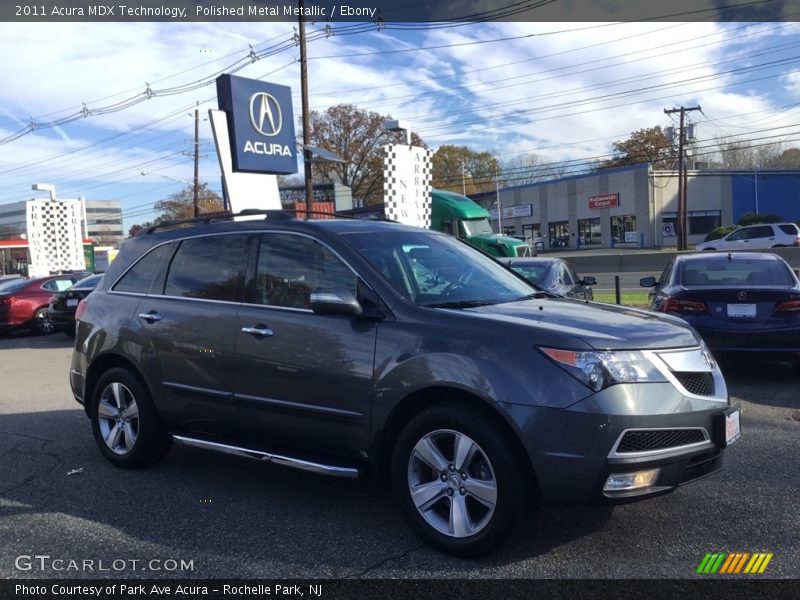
<box><xmin>616</xmin><ymin>429</ymin><xmax>707</xmax><ymax>453</ymax></box>
<box><xmin>673</xmin><ymin>371</ymin><xmax>715</xmax><ymax>396</ymax></box>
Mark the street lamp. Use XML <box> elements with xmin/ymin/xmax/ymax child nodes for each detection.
<box><xmin>31</xmin><ymin>183</ymin><xmax>56</xmax><ymax>201</ymax></box>
<box><xmin>384</xmin><ymin>119</ymin><xmax>411</xmax><ymax>145</ymax></box>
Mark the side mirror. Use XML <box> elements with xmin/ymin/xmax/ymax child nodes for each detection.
<box><xmin>310</xmin><ymin>288</ymin><xmax>363</xmax><ymax>316</ymax></box>
<box><xmin>639</xmin><ymin>276</ymin><xmax>657</xmax><ymax>288</ymax></box>
<box><xmin>581</xmin><ymin>276</ymin><xmax>597</xmax><ymax>286</ymax></box>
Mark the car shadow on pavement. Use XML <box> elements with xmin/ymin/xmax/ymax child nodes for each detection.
<box><xmin>718</xmin><ymin>356</ymin><xmax>800</xmax><ymax>410</ymax></box>
<box><xmin>0</xmin><ymin>330</ymin><xmax>75</xmax><ymax>350</ymax></box>
<box><xmin>0</xmin><ymin>408</ymin><xmax>621</xmax><ymax>575</ymax></box>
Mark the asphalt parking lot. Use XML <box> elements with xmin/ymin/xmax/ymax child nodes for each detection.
<box><xmin>0</xmin><ymin>331</ymin><xmax>798</xmax><ymax>580</ymax></box>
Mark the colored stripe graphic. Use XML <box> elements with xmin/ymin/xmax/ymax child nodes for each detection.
<box><xmin>697</xmin><ymin>552</ymin><xmax>772</xmax><ymax>574</ymax></box>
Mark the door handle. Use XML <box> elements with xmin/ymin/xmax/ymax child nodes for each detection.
<box><xmin>137</xmin><ymin>312</ymin><xmax>162</xmax><ymax>323</ymax></box>
<box><xmin>241</xmin><ymin>325</ymin><xmax>274</xmax><ymax>338</ymax></box>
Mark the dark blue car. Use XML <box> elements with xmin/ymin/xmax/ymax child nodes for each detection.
<box><xmin>640</xmin><ymin>252</ymin><xmax>800</xmax><ymax>366</ymax></box>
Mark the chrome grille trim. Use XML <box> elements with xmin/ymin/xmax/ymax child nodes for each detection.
<box><xmin>608</xmin><ymin>427</ymin><xmax>712</xmax><ymax>458</ymax></box>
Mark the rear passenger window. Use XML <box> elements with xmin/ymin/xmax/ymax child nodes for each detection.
<box><xmin>779</xmin><ymin>224</ymin><xmax>799</xmax><ymax>235</ymax></box>
<box><xmin>253</xmin><ymin>233</ymin><xmax>356</xmax><ymax>309</ymax></box>
<box><xmin>113</xmin><ymin>244</ymin><xmax>174</xmax><ymax>294</ymax></box>
<box><xmin>164</xmin><ymin>235</ymin><xmax>246</xmax><ymax>301</ymax></box>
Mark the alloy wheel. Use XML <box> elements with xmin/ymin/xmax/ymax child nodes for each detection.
<box><xmin>407</xmin><ymin>429</ymin><xmax>498</xmax><ymax>538</ymax></box>
<box><xmin>97</xmin><ymin>382</ymin><xmax>140</xmax><ymax>455</ymax></box>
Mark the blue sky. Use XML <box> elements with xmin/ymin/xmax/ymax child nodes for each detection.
<box><xmin>1</xmin><ymin>19</ymin><xmax>799</xmax><ymax>232</ymax></box>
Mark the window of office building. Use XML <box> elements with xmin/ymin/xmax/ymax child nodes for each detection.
<box><xmin>611</xmin><ymin>215</ymin><xmax>637</xmax><ymax>243</ymax></box>
<box><xmin>578</xmin><ymin>218</ymin><xmax>601</xmax><ymax>246</ymax></box>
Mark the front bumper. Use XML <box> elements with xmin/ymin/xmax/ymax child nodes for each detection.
<box><xmin>507</xmin><ymin>381</ymin><xmax>734</xmax><ymax>505</ymax></box>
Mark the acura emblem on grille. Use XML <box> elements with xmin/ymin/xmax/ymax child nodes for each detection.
<box><xmin>738</xmin><ymin>291</ymin><xmax>747</xmax><ymax>301</ymax></box>
<box><xmin>701</xmin><ymin>351</ymin><xmax>716</xmax><ymax>370</ymax></box>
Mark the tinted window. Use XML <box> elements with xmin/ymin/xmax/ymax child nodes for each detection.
<box><xmin>71</xmin><ymin>274</ymin><xmax>103</xmax><ymax>289</ymax></box>
<box><xmin>114</xmin><ymin>243</ymin><xmax>175</xmax><ymax>294</ymax></box>
<box><xmin>253</xmin><ymin>233</ymin><xmax>356</xmax><ymax>309</ymax></box>
<box><xmin>682</xmin><ymin>258</ymin><xmax>794</xmax><ymax>286</ymax></box>
<box><xmin>749</xmin><ymin>226</ymin><xmax>775</xmax><ymax>239</ymax></box>
<box><xmin>779</xmin><ymin>224</ymin><xmax>799</xmax><ymax>236</ymax></box>
<box><xmin>165</xmin><ymin>235</ymin><xmax>246</xmax><ymax>302</ymax></box>
<box><xmin>510</xmin><ymin>263</ymin><xmax>549</xmax><ymax>286</ymax></box>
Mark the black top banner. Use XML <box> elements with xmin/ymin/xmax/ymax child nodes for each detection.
<box><xmin>2</xmin><ymin>0</ymin><xmax>795</xmax><ymax>22</ymax></box>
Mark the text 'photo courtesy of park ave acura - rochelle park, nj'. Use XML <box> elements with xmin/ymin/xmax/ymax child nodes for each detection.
<box><xmin>0</xmin><ymin>1</ymin><xmax>799</xmax><ymax>599</ymax></box>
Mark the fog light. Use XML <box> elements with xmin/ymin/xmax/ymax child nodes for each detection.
<box><xmin>603</xmin><ymin>468</ymin><xmax>660</xmax><ymax>492</ymax></box>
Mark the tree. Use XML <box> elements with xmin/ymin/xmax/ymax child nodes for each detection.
<box><xmin>500</xmin><ymin>153</ymin><xmax>569</xmax><ymax>186</ymax></box>
<box><xmin>768</xmin><ymin>147</ymin><xmax>800</xmax><ymax>169</ymax></box>
<box><xmin>432</xmin><ymin>145</ymin><xmax>500</xmax><ymax>195</ymax></box>
<box><xmin>601</xmin><ymin>126</ymin><xmax>673</xmax><ymax>169</ymax></box>
<box><xmin>153</xmin><ymin>182</ymin><xmax>224</xmax><ymax>221</ymax></box>
<box><xmin>307</xmin><ymin>104</ymin><xmax>424</xmax><ymax>206</ymax></box>
<box><xmin>127</xmin><ymin>182</ymin><xmax>223</xmax><ymax>239</ymax></box>
<box><xmin>714</xmin><ymin>136</ymin><xmax>784</xmax><ymax>169</ymax></box>
<box><xmin>128</xmin><ymin>222</ymin><xmax>153</xmax><ymax>238</ymax></box>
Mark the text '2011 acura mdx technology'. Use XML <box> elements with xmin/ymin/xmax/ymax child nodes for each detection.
<box><xmin>71</xmin><ymin>212</ymin><xmax>740</xmax><ymax>557</ymax></box>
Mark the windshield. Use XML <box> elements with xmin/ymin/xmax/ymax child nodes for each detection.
<box><xmin>344</xmin><ymin>230</ymin><xmax>536</xmax><ymax>307</ymax></box>
<box><xmin>509</xmin><ymin>263</ymin><xmax>552</xmax><ymax>286</ymax></box>
<box><xmin>460</xmin><ymin>218</ymin><xmax>494</xmax><ymax>237</ymax></box>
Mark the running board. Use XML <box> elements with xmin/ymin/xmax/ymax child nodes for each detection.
<box><xmin>172</xmin><ymin>435</ymin><xmax>359</xmax><ymax>478</ymax></box>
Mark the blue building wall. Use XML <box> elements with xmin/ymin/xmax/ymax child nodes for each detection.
<box><xmin>732</xmin><ymin>173</ymin><xmax>800</xmax><ymax>223</ymax></box>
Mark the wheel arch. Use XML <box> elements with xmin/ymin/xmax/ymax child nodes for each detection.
<box><xmin>374</xmin><ymin>386</ymin><xmax>539</xmax><ymax>496</ymax></box>
<box><xmin>84</xmin><ymin>353</ymin><xmax>154</xmax><ymax>418</ymax></box>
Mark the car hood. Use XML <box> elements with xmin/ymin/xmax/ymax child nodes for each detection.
<box><xmin>462</xmin><ymin>297</ymin><xmax>700</xmax><ymax>350</ymax></box>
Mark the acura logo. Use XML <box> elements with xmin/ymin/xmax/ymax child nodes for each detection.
<box><xmin>701</xmin><ymin>350</ymin><xmax>716</xmax><ymax>370</ymax></box>
<box><xmin>249</xmin><ymin>92</ymin><xmax>282</xmax><ymax>136</ymax></box>
<box><xmin>737</xmin><ymin>291</ymin><xmax>747</xmax><ymax>301</ymax></box>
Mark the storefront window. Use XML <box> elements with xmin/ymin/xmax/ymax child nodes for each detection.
<box><xmin>503</xmin><ymin>225</ymin><xmax>517</xmax><ymax>236</ymax></box>
<box><xmin>522</xmin><ymin>223</ymin><xmax>541</xmax><ymax>243</ymax></box>
<box><xmin>578</xmin><ymin>218</ymin><xmax>601</xmax><ymax>246</ymax></box>
<box><xmin>611</xmin><ymin>215</ymin><xmax>637</xmax><ymax>244</ymax></box>
<box><xmin>548</xmin><ymin>221</ymin><xmax>570</xmax><ymax>248</ymax></box>
<box><xmin>662</xmin><ymin>211</ymin><xmax>721</xmax><ymax>237</ymax></box>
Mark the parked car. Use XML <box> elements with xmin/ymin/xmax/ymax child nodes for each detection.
<box><xmin>47</xmin><ymin>273</ymin><xmax>104</xmax><ymax>336</ymax></box>
<box><xmin>72</xmin><ymin>213</ymin><xmax>738</xmax><ymax>557</ymax></box>
<box><xmin>695</xmin><ymin>223</ymin><xmax>800</xmax><ymax>251</ymax></box>
<box><xmin>640</xmin><ymin>252</ymin><xmax>800</xmax><ymax>366</ymax></box>
<box><xmin>498</xmin><ymin>257</ymin><xmax>596</xmax><ymax>300</ymax></box>
<box><xmin>0</xmin><ymin>273</ymin><xmax>90</xmax><ymax>335</ymax></box>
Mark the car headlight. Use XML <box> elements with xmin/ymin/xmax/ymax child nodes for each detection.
<box><xmin>540</xmin><ymin>347</ymin><xmax>667</xmax><ymax>392</ymax></box>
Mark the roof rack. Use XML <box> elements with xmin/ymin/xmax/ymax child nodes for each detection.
<box><xmin>138</xmin><ymin>208</ymin><xmax>358</xmax><ymax>236</ymax></box>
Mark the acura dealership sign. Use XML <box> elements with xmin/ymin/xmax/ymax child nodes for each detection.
<box><xmin>216</xmin><ymin>74</ymin><xmax>297</xmax><ymax>174</ymax></box>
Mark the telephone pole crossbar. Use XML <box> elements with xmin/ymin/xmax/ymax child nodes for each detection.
<box><xmin>664</xmin><ymin>105</ymin><xmax>701</xmax><ymax>251</ymax></box>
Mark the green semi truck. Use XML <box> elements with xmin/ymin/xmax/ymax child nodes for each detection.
<box><xmin>430</xmin><ymin>189</ymin><xmax>534</xmax><ymax>257</ymax></box>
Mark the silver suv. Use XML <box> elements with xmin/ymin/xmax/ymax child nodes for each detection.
<box><xmin>696</xmin><ymin>222</ymin><xmax>800</xmax><ymax>251</ymax></box>
<box><xmin>71</xmin><ymin>212</ymin><xmax>739</xmax><ymax>556</ymax></box>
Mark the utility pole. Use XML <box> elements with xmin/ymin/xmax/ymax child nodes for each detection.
<box><xmin>664</xmin><ymin>105</ymin><xmax>701</xmax><ymax>251</ymax></box>
<box><xmin>193</xmin><ymin>103</ymin><xmax>200</xmax><ymax>217</ymax></box>
<box><xmin>299</xmin><ymin>0</ymin><xmax>313</xmax><ymax>219</ymax></box>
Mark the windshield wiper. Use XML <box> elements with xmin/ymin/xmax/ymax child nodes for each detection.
<box><xmin>424</xmin><ymin>299</ymin><xmax>497</xmax><ymax>309</ymax></box>
<box><xmin>514</xmin><ymin>291</ymin><xmax>559</xmax><ymax>301</ymax></box>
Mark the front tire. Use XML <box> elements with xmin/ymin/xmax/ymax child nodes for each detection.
<box><xmin>90</xmin><ymin>367</ymin><xmax>170</xmax><ymax>468</ymax></box>
<box><xmin>391</xmin><ymin>405</ymin><xmax>529</xmax><ymax>557</ymax></box>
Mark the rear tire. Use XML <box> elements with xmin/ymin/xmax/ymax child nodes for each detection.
<box><xmin>391</xmin><ymin>405</ymin><xmax>529</xmax><ymax>557</ymax></box>
<box><xmin>30</xmin><ymin>308</ymin><xmax>54</xmax><ymax>335</ymax></box>
<box><xmin>90</xmin><ymin>367</ymin><xmax>171</xmax><ymax>468</ymax></box>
